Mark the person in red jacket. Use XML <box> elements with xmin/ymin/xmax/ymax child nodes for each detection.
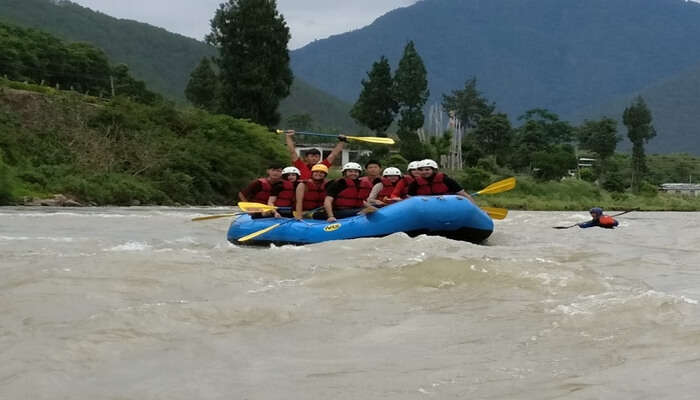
<box><xmin>293</xmin><ymin>164</ymin><xmax>329</xmax><ymax>220</ymax></box>
<box><xmin>389</xmin><ymin>160</ymin><xmax>421</xmax><ymax>201</ymax></box>
<box><xmin>237</xmin><ymin>163</ymin><xmax>283</xmax><ymax>203</ymax></box>
<box><xmin>367</xmin><ymin>167</ymin><xmax>402</xmax><ymax>206</ymax></box>
<box><xmin>578</xmin><ymin>207</ymin><xmax>620</xmax><ymax>229</ymax></box>
<box><xmin>322</xmin><ymin>162</ymin><xmax>373</xmax><ymax>222</ymax></box>
<box><xmin>284</xmin><ymin>130</ymin><xmax>345</xmax><ymax>179</ymax></box>
<box><xmin>269</xmin><ymin>166</ymin><xmax>301</xmax><ymax>218</ymax></box>
<box><xmin>407</xmin><ymin>159</ymin><xmax>475</xmax><ymax>203</ymax></box>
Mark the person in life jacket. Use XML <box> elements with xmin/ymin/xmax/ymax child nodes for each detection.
<box><xmin>578</xmin><ymin>207</ymin><xmax>619</xmax><ymax>229</ymax></box>
<box><xmin>268</xmin><ymin>166</ymin><xmax>301</xmax><ymax>218</ymax></box>
<box><xmin>294</xmin><ymin>164</ymin><xmax>329</xmax><ymax>220</ymax></box>
<box><xmin>389</xmin><ymin>160</ymin><xmax>421</xmax><ymax>201</ymax></box>
<box><xmin>407</xmin><ymin>159</ymin><xmax>475</xmax><ymax>203</ymax></box>
<box><xmin>237</xmin><ymin>163</ymin><xmax>284</xmax><ymax>204</ymax></box>
<box><xmin>367</xmin><ymin>167</ymin><xmax>402</xmax><ymax>206</ymax></box>
<box><xmin>284</xmin><ymin>130</ymin><xmax>345</xmax><ymax>179</ymax></box>
<box><xmin>322</xmin><ymin>162</ymin><xmax>373</xmax><ymax>222</ymax></box>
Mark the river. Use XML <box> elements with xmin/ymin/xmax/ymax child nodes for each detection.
<box><xmin>1</xmin><ymin>207</ymin><xmax>699</xmax><ymax>399</ymax></box>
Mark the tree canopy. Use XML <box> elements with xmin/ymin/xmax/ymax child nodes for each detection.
<box><xmin>350</xmin><ymin>56</ymin><xmax>397</xmax><ymax>136</ymax></box>
<box><xmin>206</xmin><ymin>0</ymin><xmax>293</xmax><ymax>127</ymax></box>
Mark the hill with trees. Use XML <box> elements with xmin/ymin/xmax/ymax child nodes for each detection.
<box><xmin>290</xmin><ymin>0</ymin><xmax>700</xmax><ymax>154</ymax></box>
<box><xmin>0</xmin><ymin>0</ymin><xmax>357</xmax><ymax>132</ymax></box>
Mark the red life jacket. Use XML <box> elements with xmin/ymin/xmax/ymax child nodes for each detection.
<box><xmin>390</xmin><ymin>176</ymin><xmax>413</xmax><ymax>199</ymax></box>
<box><xmin>598</xmin><ymin>215</ymin><xmax>617</xmax><ymax>228</ymax></box>
<box><xmin>414</xmin><ymin>173</ymin><xmax>449</xmax><ymax>195</ymax></box>
<box><xmin>252</xmin><ymin>178</ymin><xmax>273</xmax><ymax>203</ymax></box>
<box><xmin>333</xmin><ymin>178</ymin><xmax>373</xmax><ymax>208</ymax></box>
<box><xmin>302</xmin><ymin>179</ymin><xmax>327</xmax><ymax>210</ymax></box>
<box><xmin>274</xmin><ymin>180</ymin><xmax>296</xmax><ymax>207</ymax></box>
<box><xmin>378</xmin><ymin>177</ymin><xmax>397</xmax><ymax>200</ymax></box>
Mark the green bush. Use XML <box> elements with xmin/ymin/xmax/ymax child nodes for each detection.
<box><xmin>0</xmin><ymin>154</ymin><xmax>14</xmax><ymax>204</ymax></box>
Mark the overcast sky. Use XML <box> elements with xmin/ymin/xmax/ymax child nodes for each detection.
<box><xmin>70</xmin><ymin>0</ymin><xmax>418</xmax><ymax>49</ymax></box>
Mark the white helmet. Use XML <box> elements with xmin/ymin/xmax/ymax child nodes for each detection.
<box><xmin>407</xmin><ymin>161</ymin><xmax>421</xmax><ymax>170</ymax></box>
<box><xmin>341</xmin><ymin>162</ymin><xmax>362</xmax><ymax>172</ymax></box>
<box><xmin>281</xmin><ymin>166</ymin><xmax>300</xmax><ymax>176</ymax></box>
<box><xmin>419</xmin><ymin>159</ymin><xmax>439</xmax><ymax>169</ymax></box>
<box><xmin>382</xmin><ymin>167</ymin><xmax>402</xmax><ymax>177</ymax></box>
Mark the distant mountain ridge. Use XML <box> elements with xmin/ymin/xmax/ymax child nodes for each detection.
<box><xmin>290</xmin><ymin>0</ymin><xmax>700</xmax><ymax>153</ymax></box>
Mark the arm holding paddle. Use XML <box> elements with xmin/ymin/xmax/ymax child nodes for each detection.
<box><xmin>323</xmin><ymin>195</ymin><xmax>336</xmax><ymax>222</ymax></box>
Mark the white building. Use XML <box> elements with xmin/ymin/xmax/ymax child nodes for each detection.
<box><xmin>659</xmin><ymin>183</ymin><xmax>700</xmax><ymax>197</ymax></box>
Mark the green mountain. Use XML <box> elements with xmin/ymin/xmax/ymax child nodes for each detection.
<box><xmin>0</xmin><ymin>0</ymin><xmax>357</xmax><ymax>132</ymax></box>
<box><xmin>290</xmin><ymin>0</ymin><xmax>700</xmax><ymax>153</ymax></box>
<box><xmin>576</xmin><ymin>61</ymin><xmax>700</xmax><ymax>154</ymax></box>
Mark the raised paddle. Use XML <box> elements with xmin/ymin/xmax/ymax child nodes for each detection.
<box><xmin>553</xmin><ymin>209</ymin><xmax>636</xmax><ymax>229</ymax></box>
<box><xmin>276</xmin><ymin>129</ymin><xmax>395</xmax><ymax>145</ymax></box>
<box><xmin>470</xmin><ymin>177</ymin><xmax>516</xmax><ymax>196</ymax></box>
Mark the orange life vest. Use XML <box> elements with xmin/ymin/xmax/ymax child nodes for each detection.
<box><xmin>598</xmin><ymin>215</ymin><xmax>617</xmax><ymax>228</ymax></box>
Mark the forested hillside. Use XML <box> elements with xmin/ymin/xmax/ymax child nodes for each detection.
<box><xmin>0</xmin><ymin>0</ymin><xmax>358</xmax><ymax>132</ymax></box>
<box><xmin>290</xmin><ymin>0</ymin><xmax>700</xmax><ymax>153</ymax></box>
<box><xmin>577</xmin><ymin>61</ymin><xmax>700</xmax><ymax>154</ymax></box>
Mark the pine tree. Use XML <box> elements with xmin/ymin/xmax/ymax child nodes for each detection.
<box><xmin>185</xmin><ymin>57</ymin><xmax>219</xmax><ymax>112</ymax></box>
<box><xmin>441</xmin><ymin>77</ymin><xmax>495</xmax><ymax>130</ymax></box>
<box><xmin>393</xmin><ymin>41</ymin><xmax>429</xmax><ymax>161</ymax></box>
<box><xmin>206</xmin><ymin>0</ymin><xmax>293</xmax><ymax>126</ymax></box>
<box><xmin>623</xmin><ymin>96</ymin><xmax>656</xmax><ymax>192</ymax></box>
<box><xmin>350</xmin><ymin>56</ymin><xmax>397</xmax><ymax>136</ymax></box>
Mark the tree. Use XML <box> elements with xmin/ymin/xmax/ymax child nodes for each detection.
<box><xmin>350</xmin><ymin>56</ymin><xmax>397</xmax><ymax>136</ymax></box>
<box><xmin>472</xmin><ymin>113</ymin><xmax>512</xmax><ymax>162</ymax></box>
<box><xmin>532</xmin><ymin>145</ymin><xmax>577</xmax><ymax>181</ymax></box>
<box><xmin>576</xmin><ymin>117</ymin><xmax>620</xmax><ymax>179</ymax></box>
<box><xmin>511</xmin><ymin>109</ymin><xmax>574</xmax><ymax>171</ymax></box>
<box><xmin>623</xmin><ymin>96</ymin><xmax>656</xmax><ymax>192</ymax></box>
<box><xmin>393</xmin><ymin>41</ymin><xmax>429</xmax><ymax>161</ymax></box>
<box><xmin>206</xmin><ymin>0</ymin><xmax>293</xmax><ymax>127</ymax></box>
<box><xmin>442</xmin><ymin>77</ymin><xmax>495</xmax><ymax>129</ymax></box>
<box><xmin>577</xmin><ymin>117</ymin><xmax>620</xmax><ymax>161</ymax></box>
<box><xmin>112</xmin><ymin>64</ymin><xmax>161</xmax><ymax>104</ymax></box>
<box><xmin>185</xmin><ymin>57</ymin><xmax>219</xmax><ymax>112</ymax></box>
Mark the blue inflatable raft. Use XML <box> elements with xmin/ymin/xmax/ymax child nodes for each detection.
<box><xmin>227</xmin><ymin>195</ymin><xmax>494</xmax><ymax>246</ymax></box>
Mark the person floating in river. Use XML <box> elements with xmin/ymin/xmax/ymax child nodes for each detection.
<box><xmin>284</xmin><ymin>130</ymin><xmax>345</xmax><ymax>179</ymax></box>
<box><xmin>578</xmin><ymin>207</ymin><xmax>619</xmax><ymax>229</ymax></box>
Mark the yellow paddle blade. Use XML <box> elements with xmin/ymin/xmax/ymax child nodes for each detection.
<box><xmin>481</xmin><ymin>207</ymin><xmax>508</xmax><ymax>220</ymax></box>
<box><xmin>238</xmin><ymin>223</ymin><xmax>281</xmax><ymax>242</ymax></box>
<box><xmin>237</xmin><ymin>202</ymin><xmax>277</xmax><ymax>212</ymax></box>
<box><xmin>346</xmin><ymin>136</ymin><xmax>395</xmax><ymax>145</ymax></box>
<box><xmin>473</xmin><ymin>177</ymin><xmax>516</xmax><ymax>196</ymax></box>
<box><xmin>191</xmin><ymin>213</ymin><xmax>239</xmax><ymax>221</ymax></box>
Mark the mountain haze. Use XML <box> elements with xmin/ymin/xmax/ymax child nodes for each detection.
<box><xmin>291</xmin><ymin>0</ymin><xmax>700</xmax><ymax>153</ymax></box>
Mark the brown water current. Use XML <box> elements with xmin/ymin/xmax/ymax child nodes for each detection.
<box><xmin>1</xmin><ymin>207</ymin><xmax>699</xmax><ymax>399</ymax></box>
